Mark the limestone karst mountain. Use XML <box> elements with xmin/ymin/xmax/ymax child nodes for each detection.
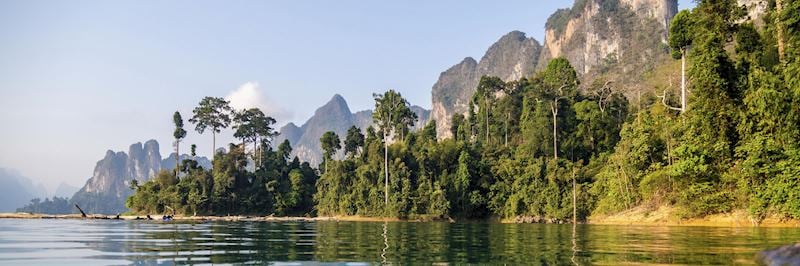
<box><xmin>431</xmin><ymin>0</ymin><xmax>681</xmax><ymax>138</ymax></box>
<box><xmin>71</xmin><ymin>140</ymin><xmax>211</xmax><ymax>214</ymax></box>
<box><xmin>431</xmin><ymin>31</ymin><xmax>542</xmax><ymax>139</ymax></box>
<box><xmin>274</xmin><ymin>94</ymin><xmax>430</xmax><ymax>165</ymax></box>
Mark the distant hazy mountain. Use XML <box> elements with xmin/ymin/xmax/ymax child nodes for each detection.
<box><xmin>53</xmin><ymin>182</ymin><xmax>79</xmax><ymax>198</ymax></box>
<box><xmin>274</xmin><ymin>94</ymin><xmax>430</xmax><ymax>165</ymax></box>
<box><xmin>0</xmin><ymin>168</ymin><xmax>47</xmax><ymax>212</ymax></box>
<box><xmin>71</xmin><ymin>140</ymin><xmax>211</xmax><ymax>214</ymax></box>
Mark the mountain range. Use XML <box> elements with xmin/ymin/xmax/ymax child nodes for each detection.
<box><xmin>0</xmin><ymin>168</ymin><xmax>47</xmax><ymax>212</ymax></box>
<box><xmin>28</xmin><ymin>0</ymin><xmax>740</xmax><ymax>214</ymax></box>
<box><xmin>431</xmin><ymin>0</ymin><xmax>683</xmax><ymax>138</ymax></box>
<box><xmin>70</xmin><ymin>140</ymin><xmax>211</xmax><ymax>214</ymax></box>
<box><xmin>274</xmin><ymin>94</ymin><xmax>430</xmax><ymax>165</ymax></box>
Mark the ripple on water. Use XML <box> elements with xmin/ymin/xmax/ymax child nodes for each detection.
<box><xmin>0</xmin><ymin>219</ymin><xmax>798</xmax><ymax>264</ymax></box>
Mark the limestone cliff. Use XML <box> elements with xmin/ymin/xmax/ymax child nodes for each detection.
<box><xmin>431</xmin><ymin>31</ymin><xmax>541</xmax><ymax>138</ymax></box>
<box><xmin>430</xmin><ymin>0</ymin><xmax>679</xmax><ymax>139</ymax></box>
<box><xmin>538</xmin><ymin>0</ymin><xmax>677</xmax><ymax>79</ymax></box>
<box><xmin>71</xmin><ymin>140</ymin><xmax>210</xmax><ymax>214</ymax></box>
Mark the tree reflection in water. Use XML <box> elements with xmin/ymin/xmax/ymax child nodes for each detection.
<box><xmin>1</xmin><ymin>219</ymin><xmax>798</xmax><ymax>264</ymax></box>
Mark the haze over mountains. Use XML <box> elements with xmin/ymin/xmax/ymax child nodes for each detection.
<box><xmin>0</xmin><ymin>168</ymin><xmax>47</xmax><ymax>212</ymax></box>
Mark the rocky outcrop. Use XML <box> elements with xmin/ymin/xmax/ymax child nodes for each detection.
<box><xmin>71</xmin><ymin>140</ymin><xmax>210</xmax><ymax>214</ymax></box>
<box><xmin>430</xmin><ymin>0</ymin><xmax>678</xmax><ymax>139</ymax></box>
<box><xmin>275</xmin><ymin>94</ymin><xmax>430</xmax><ymax>165</ymax></box>
<box><xmin>431</xmin><ymin>31</ymin><xmax>541</xmax><ymax>138</ymax></box>
<box><xmin>539</xmin><ymin>0</ymin><xmax>677</xmax><ymax>77</ymax></box>
<box><xmin>737</xmin><ymin>0</ymin><xmax>768</xmax><ymax>25</ymax></box>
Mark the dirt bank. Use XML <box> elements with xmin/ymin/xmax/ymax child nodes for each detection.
<box><xmin>588</xmin><ymin>206</ymin><xmax>800</xmax><ymax>228</ymax></box>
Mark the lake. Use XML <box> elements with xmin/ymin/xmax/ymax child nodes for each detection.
<box><xmin>0</xmin><ymin>219</ymin><xmax>796</xmax><ymax>265</ymax></box>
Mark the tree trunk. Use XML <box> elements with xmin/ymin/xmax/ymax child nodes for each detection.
<box><xmin>777</xmin><ymin>0</ymin><xmax>786</xmax><ymax>63</ymax></box>
<box><xmin>485</xmin><ymin>97</ymin><xmax>489</xmax><ymax>144</ymax></box>
<box><xmin>681</xmin><ymin>49</ymin><xmax>687</xmax><ymax>113</ymax></box>
<box><xmin>384</xmin><ymin>131</ymin><xmax>389</xmax><ymax>206</ymax></box>
<box><xmin>505</xmin><ymin>112</ymin><xmax>509</xmax><ymax>147</ymax></box>
<box><xmin>175</xmin><ymin>141</ymin><xmax>180</xmax><ymax>176</ymax></box>
<box><xmin>552</xmin><ymin>101</ymin><xmax>559</xmax><ymax>161</ymax></box>
<box><xmin>212</xmin><ymin>131</ymin><xmax>216</xmax><ymax>162</ymax></box>
<box><xmin>572</xmin><ymin>168</ymin><xmax>577</xmax><ymax>224</ymax></box>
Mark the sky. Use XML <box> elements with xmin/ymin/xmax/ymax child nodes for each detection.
<box><xmin>0</xmin><ymin>0</ymin><xmax>695</xmax><ymax>194</ymax></box>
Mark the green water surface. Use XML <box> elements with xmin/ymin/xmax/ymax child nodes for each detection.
<box><xmin>0</xmin><ymin>219</ymin><xmax>796</xmax><ymax>265</ymax></box>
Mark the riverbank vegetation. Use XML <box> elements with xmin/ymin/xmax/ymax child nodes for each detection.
<box><xmin>128</xmin><ymin>1</ymin><xmax>800</xmax><ymax>224</ymax></box>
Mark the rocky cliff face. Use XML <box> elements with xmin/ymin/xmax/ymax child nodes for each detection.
<box><xmin>737</xmin><ymin>0</ymin><xmax>767</xmax><ymax>24</ymax></box>
<box><xmin>71</xmin><ymin>140</ymin><xmax>210</xmax><ymax>214</ymax></box>
<box><xmin>275</xmin><ymin>94</ymin><xmax>430</xmax><ymax>165</ymax></box>
<box><xmin>431</xmin><ymin>31</ymin><xmax>541</xmax><ymax>138</ymax></box>
<box><xmin>431</xmin><ymin>0</ymin><xmax>678</xmax><ymax>139</ymax></box>
<box><xmin>538</xmin><ymin>0</ymin><xmax>676</xmax><ymax>76</ymax></box>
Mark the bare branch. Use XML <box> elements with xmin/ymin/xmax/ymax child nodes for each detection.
<box><xmin>657</xmin><ymin>88</ymin><xmax>682</xmax><ymax>111</ymax></box>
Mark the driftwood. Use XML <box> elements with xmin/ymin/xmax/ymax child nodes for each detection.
<box><xmin>74</xmin><ymin>204</ymin><xmax>87</xmax><ymax>218</ymax></box>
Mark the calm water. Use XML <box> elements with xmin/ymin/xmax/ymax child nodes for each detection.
<box><xmin>0</xmin><ymin>219</ymin><xmax>797</xmax><ymax>265</ymax></box>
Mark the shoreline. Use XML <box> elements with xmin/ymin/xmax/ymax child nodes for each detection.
<box><xmin>3</xmin><ymin>208</ymin><xmax>799</xmax><ymax>228</ymax></box>
<box><xmin>586</xmin><ymin>206</ymin><xmax>800</xmax><ymax>228</ymax></box>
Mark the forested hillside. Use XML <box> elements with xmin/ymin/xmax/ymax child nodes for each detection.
<box><xmin>128</xmin><ymin>0</ymin><xmax>800</xmax><ymax>223</ymax></box>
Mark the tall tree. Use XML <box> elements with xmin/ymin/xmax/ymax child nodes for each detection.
<box><xmin>344</xmin><ymin>126</ymin><xmax>365</xmax><ymax>158</ymax></box>
<box><xmin>189</xmin><ymin>97</ymin><xmax>233</xmax><ymax>160</ymax></box>
<box><xmin>173</xmin><ymin>111</ymin><xmax>187</xmax><ymax>176</ymax></box>
<box><xmin>232</xmin><ymin>109</ymin><xmax>257</xmax><ymax>151</ymax></box>
<box><xmin>320</xmin><ymin>131</ymin><xmax>341</xmax><ymax>173</ymax></box>
<box><xmin>232</xmin><ymin>108</ymin><xmax>276</xmax><ymax>167</ymax></box>
<box><xmin>669</xmin><ymin>9</ymin><xmax>694</xmax><ymax>113</ymax></box>
<box><xmin>373</xmin><ymin>89</ymin><xmax>417</xmax><ymax>206</ymax></box>
<box><xmin>539</xmin><ymin>58</ymin><xmax>579</xmax><ymax>160</ymax></box>
<box><xmin>473</xmin><ymin>76</ymin><xmax>505</xmax><ymax>144</ymax></box>
<box><xmin>450</xmin><ymin>113</ymin><xmax>466</xmax><ymax>141</ymax></box>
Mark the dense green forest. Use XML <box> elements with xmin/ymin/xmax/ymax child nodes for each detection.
<box><xmin>128</xmin><ymin>0</ymin><xmax>800</xmax><ymax>223</ymax></box>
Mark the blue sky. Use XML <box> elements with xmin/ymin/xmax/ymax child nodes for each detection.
<box><xmin>0</xmin><ymin>0</ymin><xmax>695</xmax><ymax>193</ymax></box>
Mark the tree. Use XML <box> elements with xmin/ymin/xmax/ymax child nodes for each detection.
<box><xmin>373</xmin><ymin>89</ymin><xmax>417</xmax><ymax>206</ymax></box>
<box><xmin>538</xmin><ymin>58</ymin><xmax>579</xmax><ymax>160</ymax></box>
<box><xmin>474</xmin><ymin>76</ymin><xmax>505</xmax><ymax>144</ymax></box>
<box><xmin>669</xmin><ymin>9</ymin><xmax>694</xmax><ymax>113</ymax></box>
<box><xmin>450</xmin><ymin>113</ymin><xmax>465</xmax><ymax>141</ymax></box>
<box><xmin>189</xmin><ymin>97</ymin><xmax>233</xmax><ymax>161</ymax></box>
<box><xmin>320</xmin><ymin>131</ymin><xmax>341</xmax><ymax>173</ymax></box>
<box><xmin>233</xmin><ymin>108</ymin><xmax>277</xmax><ymax>167</ymax></box>
<box><xmin>344</xmin><ymin>126</ymin><xmax>365</xmax><ymax>158</ymax></box>
<box><xmin>173</xmin><ymin>111</ymin><xmax>187</xmax><ymax>176</ymax></box>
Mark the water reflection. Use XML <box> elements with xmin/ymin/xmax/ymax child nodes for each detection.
<box><xmin>381</xmin><ymin>221</ymin><xmax>388</xmax><ymax>265</ymax></box>
<box><xmin>0</xmin><ymin>219</ymin><xmax>797</xmax><ymax>264</ymax></box>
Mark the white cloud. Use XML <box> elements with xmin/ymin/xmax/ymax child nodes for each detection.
<box><xmin>225</xmin><ymin>82</ymin><xmax>293</xmax><ymax>122</ymax></box>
